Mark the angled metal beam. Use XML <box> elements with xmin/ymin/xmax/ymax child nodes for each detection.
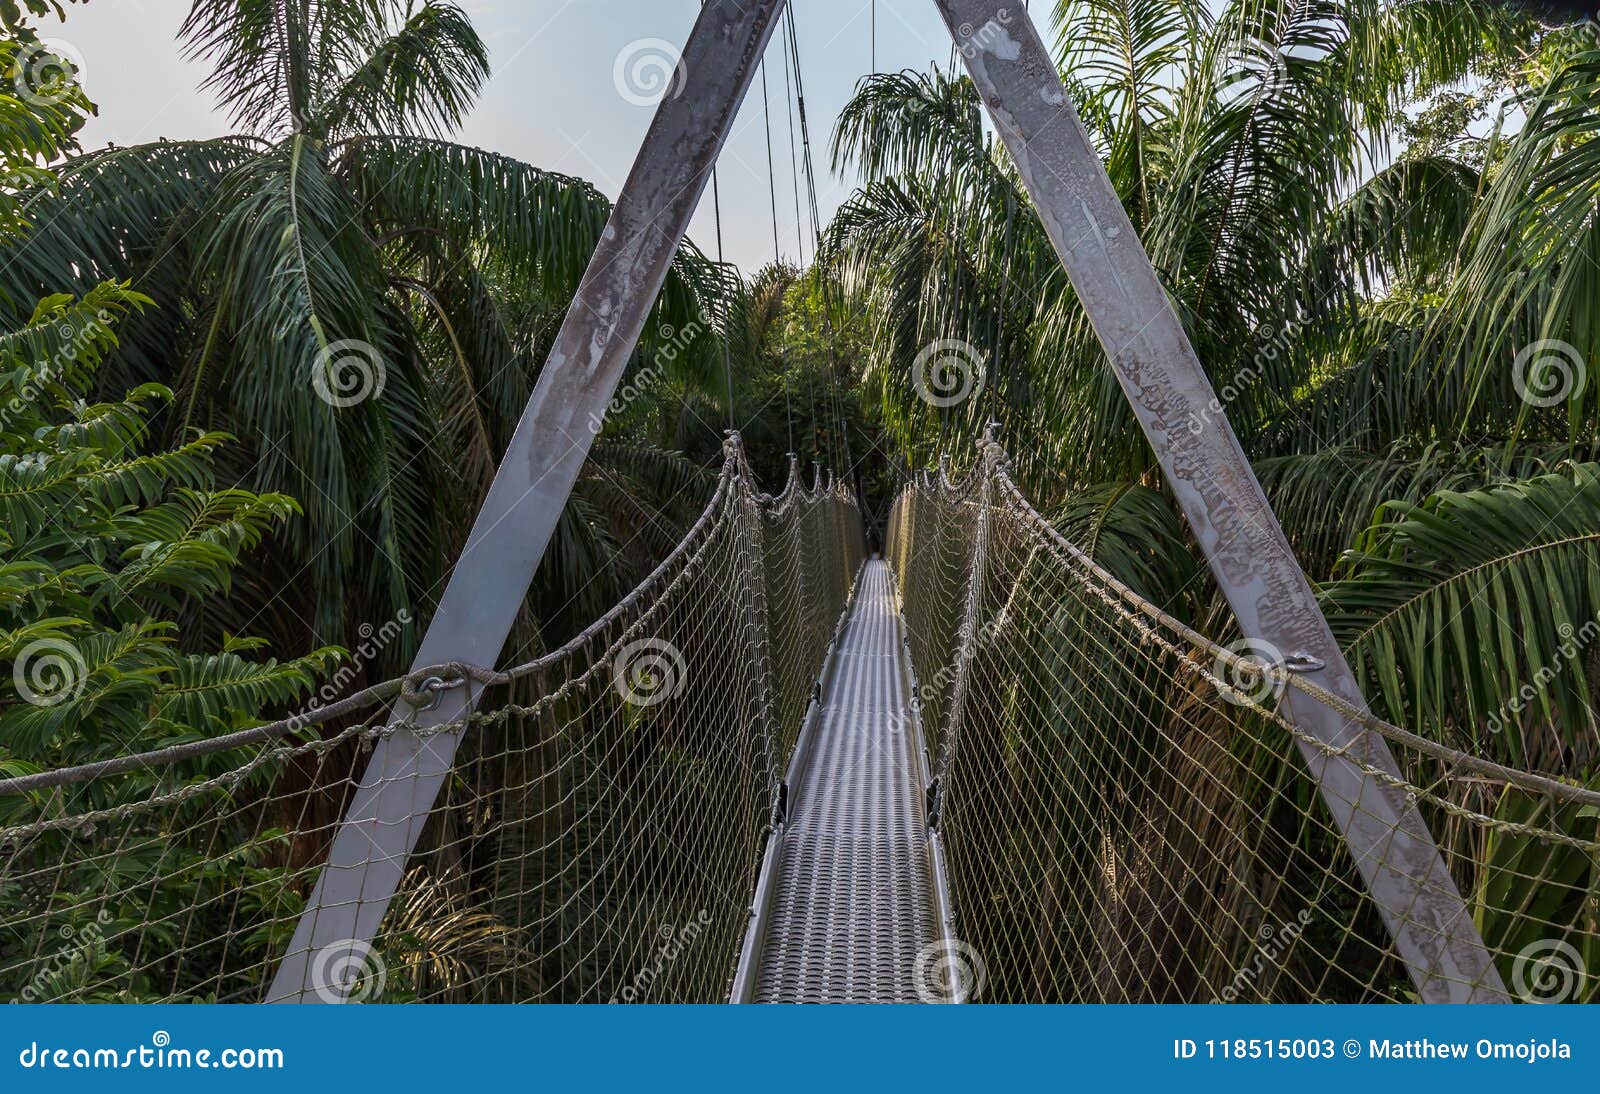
<box><xmin>931</xmin><ymin>0</ymin><xmax>1506</xmax><ymax>1001</ymax></box>
<box><xmin>268</xmin><ymin>0</ymin><xmax>789</xmax><ymax>1003</ymax></box>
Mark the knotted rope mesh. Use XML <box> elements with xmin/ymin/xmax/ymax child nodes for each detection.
<box><xmin>7</xmin><ymin>428</ymin><xmax>1595</xmax><ymax>1005</ymax></box>
<box><xmin>0</xmin><ymin>443</ymin><xmax>864</xmax><ymax>1003</ymax></box>
<box><xmin>888</xmin><ymin>444</ymin><xmax>1599</xmax><ymax>1004</ymax></box>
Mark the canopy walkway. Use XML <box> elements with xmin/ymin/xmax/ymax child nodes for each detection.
<box><xmin>3</xmin><ymin>436</ymin><xmax>1596</xmax><ymax>1005</ymax></box>
<box><xmin>2</xmin><ymin>0</ymin><xmax>1597</xmax><ymax>1009</ymax></box>
<box><xmin>741</xmin><ymin>560</ymin><xmax>942</xmax><ymax>1003</ymax></box>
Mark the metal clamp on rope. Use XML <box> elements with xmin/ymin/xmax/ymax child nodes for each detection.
<box><xmin>401</xmin><ymin>664</ymin><xmax>473</xmax><ymax>711</ymax></box>
<box><xmin>399</xmin><ymin>660</ymin><xmax>509</xmax><ymax>712</ymax></box>
<box><xmin>1281</xmin><ymin>651</ymin><xmax>1326</xmax><ymax>674</ymax></box>
<box><xmin>403</xmin><ymin>674</ymin><xmax>458</xmax><ymax>712</ymax></box>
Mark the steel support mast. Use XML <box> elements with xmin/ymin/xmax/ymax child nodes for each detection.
<box><xmin>930</xmin><ymin>0</ymin><xmax>1505</xmax><ymax>1001</ymax></box>
<box><xmin>269</xmin><ymin>0</ymin><xmax>789</xmax><ymax>1002</ymax></box>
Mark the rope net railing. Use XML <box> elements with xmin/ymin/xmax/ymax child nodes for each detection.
<box><xmin>888</xmin><ymin>441</ymin><xmax>1599</xmax><ymax>1004</ymax></box>
<box><xmin>0</xmin><ymin>439</ymin><xmax>865</xmax><ymax>1003</ymax></box>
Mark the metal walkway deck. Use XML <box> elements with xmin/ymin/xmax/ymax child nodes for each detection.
<box><xmin>746</xmin><ymin>560</ymin><xmax>941</xmax><ymax>1002</ymax></box>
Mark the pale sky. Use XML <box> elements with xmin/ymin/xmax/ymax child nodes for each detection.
<box><xmin>47</xmin><ymin>1</ymin><xmax>1059</xmax><ymax>272</ymax></box>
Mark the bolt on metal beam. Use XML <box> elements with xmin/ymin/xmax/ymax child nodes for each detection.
<box><xmin>930</xmin><ymin>0</ymin><xmax>1506</xmax><ymax>1001</ymax></box>
<box><xmin>267</xmin><ymin>0</ymin><xmax>790</xmax><ymax>1003</ymax></box>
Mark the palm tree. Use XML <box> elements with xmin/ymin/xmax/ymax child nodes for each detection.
<box><xmin>0</xmin><ymin>0</ymin><xmax>725</xmax><ymax>669</ymax></box>
<box><xmin>826</xmin><ymin>0</ymin><xmax>1600</xmax><ymax>999</ymax></box>
<box><xmin>823</xmin><ymin>0</ymin><xmax>1600</xmax><ymax>768</ymax></box>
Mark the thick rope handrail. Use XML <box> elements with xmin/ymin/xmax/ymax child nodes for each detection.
<box><xmin>973</xmin><ymin>440</ymin><xmax>1600</xmax><ymax>811</ymax></box>
<box><xmin>14</xmin><ymin>433</ymin><xmax>1592</xmax><ymax>813</ymax></box>
<box><xmin>0</xmin><ymin>447</ymin><xmax>748</xmax><ymax>799</ymax></box>
<box><xmin>0</xmin><ymin>718</ymin><xmax>393</xmax><ymax>840</ymax></box>
<box><xmin>0</xmin><ymin>433</ymin><xmax>869</xmax><ymax>1007</ymax></box>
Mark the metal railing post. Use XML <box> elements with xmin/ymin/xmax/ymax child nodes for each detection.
<box><xmin>930</xmin><ymin>0</ymin><xmax>1506</xmax><ymax>1001</ymax></box>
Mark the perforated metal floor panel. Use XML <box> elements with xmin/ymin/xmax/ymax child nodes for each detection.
<box><xmin>751</xmin><ymin>561</ymin><xmax>937</xmax><ymax>1002</ymax></box>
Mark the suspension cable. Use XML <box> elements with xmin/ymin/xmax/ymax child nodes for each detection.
<box><xmin>781</xmin><ymin>18</ymin><xmax>806</xmax><ymax>267</ymax></box>
<box><xmin>785</xmin><ymin>4</ymin><xmax>855</xmax><ymax>478</ymax></box>
<box><xmin>760</xmin><ymin>57</ymin><xmax>796</xmax><ymax>456</ymax></box>
<box><xmin>712</xmin><ymin>166</ymin><xmax>735</xmax><ymax>432</ymax></box>
<box><xmin>702</xmin><ymin>0</ymin><xmax>735</xmax><ymax>433</ymax></box>
<box><xmin>780</xmin><ymin>14</ymin><xmax>816</xmax><ymax>458</ymax></box>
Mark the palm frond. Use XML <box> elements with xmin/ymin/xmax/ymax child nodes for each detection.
<box><xmin>1324</xmin><ymin>462</ymin><xmax>1600</xmax><ymax>768</ymax></box>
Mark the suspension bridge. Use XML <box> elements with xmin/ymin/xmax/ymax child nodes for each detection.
<box><xmin>1</xmin><ymin>435</ymin><xmax>1595</xmax><ymax>1003</ymax></box>
<box><xmin>2</xmin><ymin>0</ymin><xmax>1598</xmax><ymax>1005</ymax></box>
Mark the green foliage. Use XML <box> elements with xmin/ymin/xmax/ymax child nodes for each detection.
<box><xmin>1051</xmin><ymin>482</ymin><xmax>1199</xmax><ymax>620</ymax></box>
<box><xmin>0</xmin><ymin>285</ymin><xmax>339</xmax><ymax>783</ymax></box>
<box><xmin>1325</xmin><ymin>463</ymin><xmax>1600</xmax><ymax>766</ymax></box>
<box><xmin>826</xmin><ymin>0</ymin><xmax>1600</xmax><ymax>782</ymax></box>
<box><xmin>827</xmin><ymin>2</ymin><xmax>1600</xmax><ymax>994</ymax></box>
<box><xmin>0</xmin><ymin>0</ymin><xmax>730</xmax><ymax>669</ymax></box>
<box><xmin>0</xmin><ymin>284</ymin><xmax>346</xmax><ymax>1002</ymax></box>
<box><xmin>1473</xmin><ymin>784</ymin><xmax>1600</xmax><ymax>1002</ymax></box>
<box><xmin>0</xmin><ymin>1</ymin><xmax>90</xmax><ymax>34</ymax></box>
<box><xmin>0</xmin><ymin>15</ymin><xmax>95</xmax><ymax>238</ymax></box>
